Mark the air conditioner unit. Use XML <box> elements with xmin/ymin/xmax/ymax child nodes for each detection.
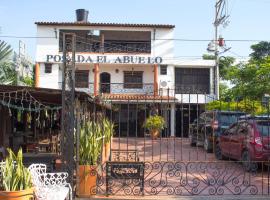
<box><xmin>160</xmin><ymin>80</ymin><xmax>168</xmax><ymax>88</ymax></box>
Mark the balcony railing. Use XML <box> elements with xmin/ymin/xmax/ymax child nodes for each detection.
<box><xmin>60</xmin><ymin>41</ymin><xmax>151</xmax><ymax>53</ymax></box>
<box><xmin>72</xmin><ymin>83</ymin><xmax>154</xmax><ymax>95</ymax></box>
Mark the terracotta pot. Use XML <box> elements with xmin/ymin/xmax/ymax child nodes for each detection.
<box><xmin>0</xmin><ymin>188</ymin><xmax>33</xmax><ymax>200</ymax></box>
<box><xmin>77</xmin><ymin>165</ymin><xmax>97</xmax><ymax>197</ymax></box>
<box><xmin>102</xmin><ymin>144</ymin><xmax>106</xmax><ymax>163</ymax></box>
<box><xmin>150</xmin><ymin>129</ymin><xmax>160</xmax><ymax>139</ymax></box>
<box><xmin>105</xmin><ymin>141</ymin><xmax>111</xmax><ymax>161</ymax></box>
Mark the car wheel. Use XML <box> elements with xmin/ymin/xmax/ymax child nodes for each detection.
<box><xmin>189</xmin><ymin>135</ymin><xmax>196</xmax><ymax>147</ymax></box>
<box><xmin>215</xmin><ymin>143</ymin><xmax>224</xmax><ymax>160</ymax></box>
<box><xmin>204</xmin><ymin>137</ymin><xmax>212</xmax><ymax>153</ymax></box>
<box><xmin>241</xmin><ymin>150</ymin><xmax>258</xmax><ymax>172</ymax></box>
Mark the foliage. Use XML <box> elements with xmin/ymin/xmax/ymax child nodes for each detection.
<box><xmin>226</xmin><ymin>57</ymin><xmax>270</xmax><ymax>100</ymax></box>
<box><xmin>21</xmin><ymin>76</ymin><xmax>34</xmax><ymax>87</ymax></box>
<box><xmin>250</xmin><ymin>41</ymin><xmax>270</xmax><ymax>60</ymax></box>
<box><xmin>0</xmin><ymin>40</ymin><xmax>17</xmax><ymax>85</ymax></box>
<box><xmin>0</xmin><ymin>40</ymin><xmax>13</xmax><ymax>62</ymax></box>
<box><xmin>0</xmin><ymin>62</ymin><xmax>17</xmax><ymax>85</ymax></box>
<box><xmin>79</xmin><ymin>117</ymin><xmax>113</xmax><ymax>165</ymax></box>
<box><xmin>79</xmin><ymin>121</ymin><xmax>102</xmax><ymax>166</ymax></box>
<box><xmin>202</xmin><ymin>54</ymin><xmax>235</xmax><ymax>80</ymax></box>
<box><xmin>219</xmin><ymin>82</ymin><xmax>233</xmax><ymax>101</ymax></box>
<box><xmin>144</xmin><ymin>115</ymin><xmax>165</xmax><ymax>131</ymax></box>
<box><xmin>206</xmin><ymin>99</ymin><xmax>267</xmax><ymax>115</ymax></box>
<box><xmin>0</xmin><ymin>148</ymin><xmax>32</xmax><ymax>191</ymax></box>
<box><xmin>102</xmin><ymin>118</ymin><xmax>114</xmax><ymax>144</ymax></box>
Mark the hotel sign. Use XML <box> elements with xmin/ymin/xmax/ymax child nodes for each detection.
<box><xmin>46</xmin><ymin>54</ymin><xmax>163</xmax><ymax>64</ymax></box>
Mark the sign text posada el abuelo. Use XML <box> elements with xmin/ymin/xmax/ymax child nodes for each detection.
<box><xmin>46</xmin><ymin>54</ymin><xmax>163</xmax><ymax>64</ymax></box>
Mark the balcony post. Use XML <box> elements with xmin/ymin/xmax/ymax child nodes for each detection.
<box><xmin>35</xmin><ymin>62</ymin><xmax>40</xmax><ymax>87</ymax></box>
<box><xmin>94</xmin><ymin>63</ymin><xmax>100</xmax><ymax>96</ymax></box>
<box><xmin>154</xmin><ymin>64</ymin><xmax>158</xmax><ymax>96</ymax></box>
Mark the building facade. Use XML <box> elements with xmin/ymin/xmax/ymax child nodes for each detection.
<box><xmin>35</xmin><ymin>10</ymin><xmax>216</xmax><ymax>137</ymax></box>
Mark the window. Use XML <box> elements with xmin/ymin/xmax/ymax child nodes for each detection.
<box><xmin>123</xmin><ymin>71</ymin><xmax>143</xmax><ymax>89</ymax></box>
<box><xmin>160</xmin><ymin>65</ymin><xmax>167</xmax><ymax>75</ymax></box>
<box><xmin>175</xmin><ymin>68</ymin><xmax>210</xmax><ymax>94</ymax></box>
<box><xmin>75</xmin><ymin>70</ymin><xmax>89</xmax><ymax>88</ymax></box>
<box><xmin>44</xmin><ymin>63</ymin><xmax>52</xmax><ymax>73</ymax></box>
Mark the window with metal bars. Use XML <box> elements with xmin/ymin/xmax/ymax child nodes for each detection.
<box><xmin>123</xmin><ymin>71</ymin><xmax>143</xmax><ymax>89</ymax></box>
<box><xmin>75</xmin><ymin>70</ymin><xmax>89</xmax><ymax>88</ymax></box>
<box><xmin>175</xmin><ymin>68</ymin><xmax>210</xmax><ymax>94</ymax></box>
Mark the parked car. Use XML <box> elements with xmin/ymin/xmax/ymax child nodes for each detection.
<box><xmin>215</xmin><ymin>116</ymin><xmax>270</xmax><ymax>171</ymax></box>
<box><xmin>189</xmin><ymin>110</ymin><xmax>245</xmax><ymax>152</ymax></box>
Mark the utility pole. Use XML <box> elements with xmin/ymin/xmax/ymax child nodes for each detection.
<box><xmin>213</xmin><ymin>0</ymin><xmax>229</xmax><ymax>100</ymax></box>
<box><xmin>61</xmin><ymin>33</ymin><xmax>76</xmax><ymax>192</ymax></box>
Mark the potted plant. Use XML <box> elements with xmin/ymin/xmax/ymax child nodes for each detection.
<box><xmin>77</xmin><ymin>121</ymin><xmax>103</xmax><ymax>197</ymax></box>
<box><xmin>0</xmin><ymin>148</ymin><xmax>33</xmax><ymax>200</ymax></box>
<box><xmin>144</xmin><ymin>115</ymin><xmax>165</xmax><ymax>139</ymax></box>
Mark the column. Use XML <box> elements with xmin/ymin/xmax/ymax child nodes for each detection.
<box><xmin>94</xmin><ymin>63</ymin><xmax>100</xmax><ymax>96</ymax></box>
<box><xmin>35</xmin><ymin>62</ymin><xmax>40</xmax><ymax>87</ymax></box>
<box><xmin>170</xmin><ymin>103</ymin><xmax>175</xmax><ymax>137</ymax></box>
<box><xmin>154</xmin><ymin>64</ymin><xmax>158</xmax><ymax>96</ymax></box>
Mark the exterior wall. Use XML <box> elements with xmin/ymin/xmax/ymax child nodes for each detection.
<box><xmin>39</xmin><ymin>63</ymin><xmax>60</xmax><ymax>89</ymax></box>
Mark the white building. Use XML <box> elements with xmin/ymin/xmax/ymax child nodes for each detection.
<box><xmin>35</xmin><ymin>9</ymin><xmax>216</xmax><ymax>137</ymax></box>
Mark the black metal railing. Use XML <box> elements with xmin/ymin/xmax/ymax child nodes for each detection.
<box><xmin>60</xmin><ymin>41</ymin><xmax>151</xmax><ymax>53</ymax></box>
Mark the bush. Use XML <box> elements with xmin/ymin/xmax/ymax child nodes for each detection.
<box><xmin>206</xmin><ymin>100</ymin><xmax>267</xmax><ymax>115</ymax></box>
<box><xmin>144</xmin><ymin>115</ymin><xmax>165</xmax><ymax>131</ymax></box>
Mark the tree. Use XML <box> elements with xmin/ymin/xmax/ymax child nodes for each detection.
<box><xmin>0</xmin><ymin>40</ymin><xmax>17</xmax><ymax>85</ymax></box>
<box><xmin>227</xmin><ymin>57</ymin><xmax>270</xmax><ymax>100</ymax></box>
<box><xmin>250</xmin><ymin>41</ymin><xmax>270</xmax><ymax>60</ymax></box>
<box><xmin>202</xmin><ymin>54</ymin><xmax>235</xmax><ymax>80</ymax></box>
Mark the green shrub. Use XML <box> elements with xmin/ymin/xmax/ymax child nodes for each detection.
<box><xmin>206</xmin><ymin>100</ymin><xmax>267</xmax><ymax>115</ymax></box>
<box><xmin>144</xmin><ymin>115</ymin><xmax>165</xmax><ymax>131</ymax></box>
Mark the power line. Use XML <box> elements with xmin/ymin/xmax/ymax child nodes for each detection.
<box><xmin>0</xmin><ymin>35</ymin><xmax>269</xmax><ymax>42</ymax></box>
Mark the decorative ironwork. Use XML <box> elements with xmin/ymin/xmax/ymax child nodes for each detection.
<box><xmin>110</xmin><ymin>150</ymin><xmax>139</xmax><ymax>162</ymax></box>
<box><xmin>92</xmin><ymin>161</ymin><xmax>267</xmax><ymax>196</ymax></box>
<box><xmin>61</xmin><ymin>33</ymin><xmax>76</xmax><ymax>188</ymax></box>
<box><xmin>106</xmin><ymin>162</ymin><xmax>145</xmax><ymax>195</ymax></box>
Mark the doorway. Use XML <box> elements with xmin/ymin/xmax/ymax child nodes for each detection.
<box><xmin>100</xmin><ymin>72</ymin><xmax>111</xmax><ymax>93</ymax></box>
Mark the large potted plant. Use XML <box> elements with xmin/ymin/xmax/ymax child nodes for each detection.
<box><xmin>144</xmin><ymin>115</ymin><xmax>165</xmax><ymax>139</ymax></box>
<box><xmin>77</xmin><ymin>121</ymin><xmax>103</xmax><ymax>197</ymax></box>
<box><xmin>0</xmin><ymin>148</ymin><xmax>33</xmax><ymax>200</ymax></box>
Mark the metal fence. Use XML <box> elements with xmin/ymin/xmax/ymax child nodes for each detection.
<box><xmin>74</xmin><ymin>89</ymin><xmax>270</xmax><ymax>197</ymax></box>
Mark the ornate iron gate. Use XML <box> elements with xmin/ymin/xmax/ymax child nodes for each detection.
<box><xmin>78</xmin><ymin>90</ymin><xmax>270</xmax><ymax>197</ymax></box>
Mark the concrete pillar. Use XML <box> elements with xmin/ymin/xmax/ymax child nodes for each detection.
<box><xmin>35</xmin><ymin>62</ymin><xmax>40</xmax><ymax>87</ymax></box>
<box><xmin>170</xmin><ymin>103</ymin><xmax>175</xmax><ymax>137</ymax></box>
<box><xmin>154</xmin><ymin>64</ymin><xmax>158</xmax><ymax>96</ymax></box>
<box><xmin>209</xmin><ymin>67</ymin><xmax>214</xmax><ymax>95</ymax></box>
<box><xmin>94</xmin><ymin>63</ymin><xmax>100</xmax><ymax>96</ymax></box>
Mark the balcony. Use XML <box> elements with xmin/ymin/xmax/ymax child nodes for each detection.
<box><xmin>59</xmin><ymin>30</ymin><xmax>151</xmax><ymax>54</ymax></box>
<box><xmin>73</xmin><ymin>83</ymin><xmax>154</xmax><ymax>95</ymax></box>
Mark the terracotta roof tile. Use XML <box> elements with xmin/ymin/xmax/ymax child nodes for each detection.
<box><xmin>35</xmin><ymin>22</ymin><xmax>175</xmax><ymax>29</ymax></box>
<box><xmin>101</xmin><ymin>94</ymin><xmax>176</xmax><ymax>101</ymax></box>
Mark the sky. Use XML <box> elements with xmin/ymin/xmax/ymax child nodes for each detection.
<box><xmin>0</xmin><ymin>0</ymin><xmax>270</xmax><ymax>61</ymax></box>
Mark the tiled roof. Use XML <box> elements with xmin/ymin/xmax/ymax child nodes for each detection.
<box><xmin>101</xmin><ymin>94</ymin><xmax>176</xmax><ymax>101</ymax></box>
<box><xmin>35</xmin><ymin>22</ymin><xmax>175</xmax><ymax>29</ymax></box>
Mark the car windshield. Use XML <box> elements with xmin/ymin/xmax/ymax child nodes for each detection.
<box><xmin>219</xmin><ymin>113</ymin><xmax>242</xmax><ymax>126</ymax></box>
<box><xmin>256</xmin><ymin>121</ymin><xmax>270</xmax><ymax>137</ymax></box>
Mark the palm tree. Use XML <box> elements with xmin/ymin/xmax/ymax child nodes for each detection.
<box><xmin>0</xmin><ymin>40</ymin><xmax>17</xmax><ymax>85</ymax></box>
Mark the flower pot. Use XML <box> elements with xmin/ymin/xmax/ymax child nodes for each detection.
<box><xmin>105</xmin><ymin>140</ymin><xmax>111</xmax><ymax>161</ymax></box>
<box><xmin>77</xmin><ymin>165</ymin><xmax>97</xmax><ymax>197</ymax></box>
<box><xmin>0</xmin><ymin>188</ymin><xmax>33</xmax><ymax>200</ymax></box>
<box><xmin>150</xmin><ymin>129</ymin><xmax>160</xmax><ymax>139</ymax></box>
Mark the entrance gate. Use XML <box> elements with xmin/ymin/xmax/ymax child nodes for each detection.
<box><xmin>79</xmin><ymin>90</ymin><xmax>270</xmax><ymax>197</ymax></box>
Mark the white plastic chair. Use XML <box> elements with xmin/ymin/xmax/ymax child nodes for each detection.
<box><xmin>28</xmin><ymin>164</ymin><xmax>72</xmax><ymax>200</ymax></box>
